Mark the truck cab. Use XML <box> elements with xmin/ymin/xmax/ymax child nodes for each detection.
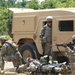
<box><xmin>9</xmin><ymin>8</ymin><xmax>75</xmax><ymax>63</ymax></box>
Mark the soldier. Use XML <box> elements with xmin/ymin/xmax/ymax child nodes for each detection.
<box><xmin>57</xmin><ymin>35</ymin><xmax>75</xmax><ymax>74</ymax></box>
<box><xmin>64</xmin><ymin>35</ymin><xmax>75</xmax><ymax>74</ymax></box>
<box><xmin>40</xmin><ymin>16</ymin><xmax>55</xmax><ymax>60</ymax></box>
<box><xmin>0</xmin><ymin>36</ymin><xmax>22</xmax><ymax>72</ymax></box>
<box><xmin>72</xmin><ymin>35</ymin><xmax>75</xmax><ymax>45</ymax></box>
<box><xmin>62</xmin><ymin>35</ymin><xmax>75</xmax><ymax>51</ymax></box>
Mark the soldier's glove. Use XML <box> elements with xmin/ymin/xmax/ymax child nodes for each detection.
<box><xmin>42</xmin><ymin>37</ymin><xmax>47</xmax><ymax>43</ymax></box>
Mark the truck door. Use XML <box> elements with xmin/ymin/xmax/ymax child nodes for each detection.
<box><xmin>52</xmin><ymin>17</ymin><xmax>74</xmax><ymax>51</ymax></box>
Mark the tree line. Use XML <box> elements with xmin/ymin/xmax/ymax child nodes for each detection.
<box><xmin>0</xmin><ymin>0</ymin><xmax>75</xmax><ymax>37</ymax></box>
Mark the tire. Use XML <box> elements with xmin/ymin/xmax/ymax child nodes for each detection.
<box><xmin>20</xmin><ymin>43</ymin><xmax>38</xmax><ymax>64</ymax></box>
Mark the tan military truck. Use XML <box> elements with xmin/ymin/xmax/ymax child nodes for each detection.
<box><xmin>9</xmin><ymin>8</ymin><xmax>75</xmax><ymax>63</ymax></box>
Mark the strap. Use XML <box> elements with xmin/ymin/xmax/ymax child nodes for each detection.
<box><xmin>5</xmin><ymin>42</ymin><xmax>17</xmax><ymax>51</ymax></box>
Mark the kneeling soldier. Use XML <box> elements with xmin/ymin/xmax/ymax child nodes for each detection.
<box><xmin>0</xmin><ymin>36</ymin><xmax>22</xmax><ymax>72</ymax></box>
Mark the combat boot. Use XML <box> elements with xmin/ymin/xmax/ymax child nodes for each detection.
<box><xmin>16</xmin><ymin>65</ymin><xmax>20</xmax><ymax>73</ymax></box>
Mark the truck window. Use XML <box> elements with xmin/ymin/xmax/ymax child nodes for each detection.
<box><xmin>59</xmin><ymin>20</ymin><xmax>73</xmax><ymax>31</ymax></box>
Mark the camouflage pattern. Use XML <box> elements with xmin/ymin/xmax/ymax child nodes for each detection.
<box><xmin>40</xmin><ymin>24</ymin><xmax>52</xmax><ymax>43</ymax></box>
<box><xmin>40</xmin><ymin>24</ymin><xmax>52</xmax><ymax>56</ymax></box>
<box><xmin>0</xmin><ymin>51</ymin><xmax>3</xmax><ymax>70</ymax></box>
<box><xmin>0</xmin><ymin>40</ymin><xmax>22</xmax><ymax>70</ymax></box>
<box><xmin>66</xmin><ymin>46</ymin><xmax>75</xmax><ymax>74</ymax></box>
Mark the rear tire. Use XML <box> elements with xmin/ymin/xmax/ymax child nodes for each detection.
<box><xmin>20</xmin><ymin>43</ymin><xmax>38</xmax><ymax>64</ymax></box>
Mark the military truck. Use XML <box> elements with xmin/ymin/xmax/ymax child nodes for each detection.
<box><xmin>9</xmin><ymin>8</ymin><xmax>75</xmax><ymax>63</ymax></box>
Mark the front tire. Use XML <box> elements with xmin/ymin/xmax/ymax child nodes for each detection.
<box><xmin>20</xmin><ymin>43</ymin><xmax>38</xmax><ymax>63</ymax></box>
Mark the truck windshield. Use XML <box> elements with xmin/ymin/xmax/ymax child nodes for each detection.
<box><xmin>59</xmin><ymin>20</ymin><xmax>73</xmax><ymax>31</ymax></box>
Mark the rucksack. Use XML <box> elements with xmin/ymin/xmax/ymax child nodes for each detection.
<box><xmin>5</xmin><ymin>40</ymin><xmax>17</xmax><ymax>50</ymax></box>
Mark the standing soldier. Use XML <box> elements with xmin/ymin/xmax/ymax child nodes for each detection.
<box><xmin>0</xmin><ymin>36</ymin><xmax>22</xmax><ymax>72</ymax></box>
<box><xmin>40</xmin><ymin>16</ymin><xmax>55</xmax><ymax>60</ymax></box>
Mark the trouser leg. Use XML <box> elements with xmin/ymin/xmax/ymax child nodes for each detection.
<box><xmin>1</xmin><ymin>57</ymin><xmax>4</xmax><ymax>70</ymax></box>
<box><xmin>51</xmin><ymin>51</ymin><xmax>56</xmax><ymax>61</ymax></box>
<box><xmin>13</xmin><ymin>60</ymin><xmax>20</xmax><ymax>73</ymax></box>
<box><xmin>44</xmin><ymin>43</ymin><xmax>56</xmax><ymax>61</ymax></box>
<box><xmin>44</xmin><ymin>43</ymin><xmax>52</xmax><ymax>56</ymax></box>
<box><xmin>41</xmin><ymin>42</ymin><xmax>46</xmax><ymax>55</ymax></box>
<box><xmin>12</xmin><ymin>55</ymin><xmax>22</xmax><ymax>73</ymax></box>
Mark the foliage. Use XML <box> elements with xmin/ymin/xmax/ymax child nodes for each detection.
<box><xmin>26</xmin><ymin>0</ymin><xmax>39</xmax><ymax>9</ymax></box>
<box><xmin>0</xmin><ymin>8</ymin><xmax>8</xmax><ymax>35</ymax></box>
<box><xmin>40</xmin><ymin>0</ymin><xmax>56</xmax><ymax>9</ymax></box>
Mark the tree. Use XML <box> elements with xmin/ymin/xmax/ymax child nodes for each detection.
<box><xmin>55</xmin><ymin>0</ymin><xmax>75</xmax><ymax>8</ymax></box>
<box><xmin>0</xmin><ymin>8</ymin><xmax>8</xmax><ymax>35</ymax></box>
<box><xmin>21</xmin><ymin>0</ymin><xmax>27</xmax><ymax>8</ymax></box>
<box><xmin>26</xmin><ymin>0</ymin><xmax>39</xmax><ymax>9</ymax></box>
<box><xmin>0</xmin><ymin>0</ymin><xmax>16</xmax><ymax>8</ymax></box>
<box><xmin>65</xmin><ymin>0</ymin><xmax>75</xmax><ymax>7</ymax></box>
<box><xmin>55</xmin><ymin>1</ymin><xmax>66</xmax><ymax>8</ymax></box>
<box><xmin>39</xmin><ymin>0</ymin><xmax>56</xmax><ymax>9</ymax></box>
<box><xmin>7</xmin><ymin>0</ymin><xmax>16</xmax><ymax>7</ymax></box>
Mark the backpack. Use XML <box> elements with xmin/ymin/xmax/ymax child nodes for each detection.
<box><xmin>5</xmin><ymin>40</ymin><xmax>17</xmax><ymax>50</ymax></box>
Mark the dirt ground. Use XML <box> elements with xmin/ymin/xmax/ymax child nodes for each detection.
<box><xmin>0</xmin><ymin>61</ymin><xmax>75</xmax><ymax>75</ymax></box>
<box><xmin>0</xmin><ymin>61</ymin><xmax>28</xmax><ymax>75</ymax></box>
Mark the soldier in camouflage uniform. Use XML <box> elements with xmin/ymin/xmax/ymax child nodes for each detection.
<box><xmin>40</xmin><ymin>16</ymin><xmax>55</xmax><ymax>59</ymax></box>
<box><xmin>0</xmin><ymin>36</ymin><xmax>22</xmax><ymax>72</ymax></box>
<box><xmin>70</xmin><ymin>35</ymin><xmax>75</xmax><ymax>74</ymax></box>
<box><xmin>63</xmin><ymin>35</ymin><xmax>75</xmax><ymax>74</ymax></box>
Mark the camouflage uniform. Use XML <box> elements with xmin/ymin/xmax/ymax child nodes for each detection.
<box><xmin>1</xmin><ymin>40</ymin><xmax>22</xmax><ymax>70</ymax></box>
<box><xmin>40</xmin><ymin>24</ymin><xmax>52</xmax><ymax>55</ymax></box>
<box><xmin>66</xmin><ymin>46</ymin><xmax>75</xmax><ymax>74</ymax></box>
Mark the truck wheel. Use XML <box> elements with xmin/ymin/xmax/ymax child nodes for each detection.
<box><xmin>20</xmin><ymin>43</ymin><xmax>38</xmax><ymax>63</ymax></box>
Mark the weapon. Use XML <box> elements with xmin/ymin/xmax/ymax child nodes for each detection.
<box><xmin>56</xmin><ymin>42</ymin><xmax>74</xmax><ymax>49</ymax></box>
<box><xmin>56</xmin><ymin>43</ymin><xmax>75</xmax><ymax>74</ymax></box>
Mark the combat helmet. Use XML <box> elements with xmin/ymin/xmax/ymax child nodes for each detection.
<box><xmin>46</xmin><ymin>16</ymin><xmax>53</xmax><ymax>22</ymax></box>
<box><xmin>72</xmin><ymin>35</ymin><xmax>75</xmax><ymax>41</ymax></box>
<box><xmin>0</xmin><ymin>36</ymin><xmax>7</xmax><ymax>40</ymax></box>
